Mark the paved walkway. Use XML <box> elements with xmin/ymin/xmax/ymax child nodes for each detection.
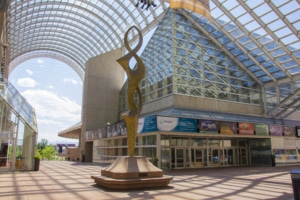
<box><xmin>0</xmin><ymin>161</ymin><xmax>298</xmax><ymax>200</ymax></box>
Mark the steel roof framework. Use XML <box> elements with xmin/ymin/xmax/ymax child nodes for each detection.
<box><xmin>5</xmin><ymin>0</ymin><xmax>300</xmax><ymax>120</ymax></box>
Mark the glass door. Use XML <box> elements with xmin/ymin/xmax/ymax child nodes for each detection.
<box><xmin>171</xmin><ymin>148</ymin><xmax>186</xmax><ymax>168</ymax></box>
<box><xmin>191</xmin><ymin>148</ymin><xmax>203</xmax><ymax>168</ymax></box>
<box><xmin>239</xmin><ymin>148</ymin><xmax>248</xmax><ymax>165</ymax></box>
<box><xmin>220</xmin><ymin>148</ymin><xmax>235</xmax><ymax>166</ymax></box>
<box><xmin>211</xmin><ymin>149</ymin><xmax>219</xmax><ymax>166</ymax></box>
<box><xmin>175</xmin><ymin>148</ymin><xmax>185</xmax><ymax>168</ymax></box>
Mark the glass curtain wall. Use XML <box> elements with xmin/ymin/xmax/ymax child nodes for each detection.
<box><xmin>0</xmin><ymin>82</ymin><xmax>37</xmax><ymax>171</ymax></box>
<box><xmin>119</xmin><ymin>9</ymin><xmax>262</xmax><ymax>113</ymax></box>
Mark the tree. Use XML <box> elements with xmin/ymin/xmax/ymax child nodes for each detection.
<box><xmin>42</xmin><ymin>145</ymin><xmax>56</xmax><ymax>160</ymax></box>
<box><xmin>37</xmin><ymin>139</ymin><xmax>48</xmax><ymax>151</ymax></box>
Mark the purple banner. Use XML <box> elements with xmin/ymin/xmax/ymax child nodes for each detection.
<box><xmin>269</xmin><ymin>124</ymin><xmax>283</xmax><ymax>136</ymax></box>
<box><xmin>198</xmin><ymin>120</ymin><xmax>219</xmax><ymax>134</ymax></box>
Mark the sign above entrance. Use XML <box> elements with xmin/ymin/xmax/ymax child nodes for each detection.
<box><xmin>220</xmin><ymin>121</ymin><xmax>237</xmax><ymax>135</ymax></box>
<box><xmin>238</xmin><ymin>122</ymin><xmax>254</xmax><ymax>135</ymax></box>
<box><xmin>270</xmin><ymin>124</ymin><xmax>283</xmax><ymax>136</ymax></box>
<box><xmin>198</xmin><ymin>120</ymin><xmax>219</xmax><ymax>134</ymax></box>
<box><xmin>157</xmin><ymin>116</ymin><xmax>197</xmax><ymax>132</ymax></box>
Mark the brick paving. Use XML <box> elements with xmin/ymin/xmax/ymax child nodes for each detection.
<box><xmin>0</xmin><ymin>161</ymin><xmax>298</xmax><ymax>200</ymax></box>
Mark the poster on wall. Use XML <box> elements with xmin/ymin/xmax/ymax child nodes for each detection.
<box><xmin>255</xmin><ymin>124</ymin><xmax>269</xmax><ymax>136</ymax></box>
<box><xmin>238</xmin><ymin>122</ymin><xmax>254</xmax><ymax>135</ymax></box>
<box><xmin>138</xmin><ymin>115</ymin><xmax>157</xmax><ymax>134</ymax></box>
<box><xmin>220</xmin><ymin>121</ymin><xmax>237</xmax><ymax>134</ymax></box>
<box><xmin>272</xmin><ymin>149</ymin><xmax>286</xmax><ymax>161</ymax></box>
<box><xmin>157</xmin><ymin>116</ymin><xmax>197</xmax><ymax>132</ymax></box>
<box><xmin>269</xmin><ymin>124</ymin><xmax>283</xmax><ymax>136</ymax></box>
<box><xmin>198</xmin><ymin>120</ymin><xmax>219</xmax><ymax>134</ymax></box>
<box><xmin>283</xmin><ymin>126</ymin><xmax>296</xmax><ymax>136</ymax></box>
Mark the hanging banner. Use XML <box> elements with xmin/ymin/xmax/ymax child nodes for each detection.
<box><xmin>138</xmin><ymin>115</ymin><xmax>157</xmax><ymax>133</ymax></box>
<box><xmin>255</xmin><ymin>124</ymin><xmax>269</xmax><ymax>136</ymax></box>
<box><xmin>283</xmin><ymin>126</ymin><xmax>295</xmax><ymax>136</ymax></box>
<box><xmin>170</xmin><ymin>0</ymin><xmax>211</xmax><ymax>19</ymax></box>
<box><xmin>238</xmin><ymin>122</ymin><xmax>254</xmax><ymax>135</ymax></box>
<box><xmin>220</xmin><ymin>121</ymin><xmax>237</xmax><ymax>135</ymax></box>
<box><xmin>157</xmin><ymin>116</ymin><xmax>197</xmax><ymax>132</ymax></box>
<box><xmin>269</xmin><ymin>124</ymin><xmax>283</xmax><ymax>136</ymax></box>
<box><xmin>198</xmin><ymin>120</ymin><xmax>219</xmax><ymax>134</ymax></box>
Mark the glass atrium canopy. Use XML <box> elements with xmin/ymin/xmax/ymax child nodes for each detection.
<box><xmin>7</xmin><ymin>0</ymin><xmax>169</xmax><ymax>79</ymax></box>
<box><xmin>4</xmin><ymin>0</ymin><xmax>300</xmax><ymax>118</ymax></box>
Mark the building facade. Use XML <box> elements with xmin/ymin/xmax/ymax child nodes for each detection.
<box><xmin>83</xmin><ymin>9</ymin><xmax>300</xmax><ymax>169</ymax></box>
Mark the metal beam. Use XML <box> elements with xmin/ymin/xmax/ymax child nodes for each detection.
<box><xmin>178</xmin><ymin>9</ymin><xmax>263</xmax><ymax>86</ymax></box>
<box><xmin>212</xmin><ymin>0</ymin><xmax>287</xmax><ymax>82</ymax></box>
<box><xmin>267</xmin><ymin>0</ymin><xmax>299</xmax><ymax>41</ymax></box>
<box><xmin>274</xmin><ymin>96</ymin><xmax>300</xmax><ymax>118</ymax></box>
<box><xmin>211</xmin><ymin>0</ymin><xmax>277</xmax><ymax>82</ymax></box>
<box><xmin>267</xmin><ymin>86</ymin><xmax>300</xmax><ymax>115</ymax></box>
<box><xmin>281</xmin><ymin>104</ymin><xmax>300</xmax><ymax>119</ymax></box>
<box><xmin>241</xmin><ymin>0</ymin><xmax>300</xmax><ymax>74</ymax></box>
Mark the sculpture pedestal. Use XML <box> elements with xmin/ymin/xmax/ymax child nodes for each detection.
<box><xmin>91</xmin><ymin>156</ymin><xmax>172</xmax><ymax>189</ymax></box>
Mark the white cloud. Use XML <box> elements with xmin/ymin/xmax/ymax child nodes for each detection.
<box><xmin>38</xmin><ymin>118</ymin><xmax>65</xmax><ymax>126</ymax></box>
<box><xmin>17</xmin><ymin>78</ymin><xmax>38</xmax><ymax>88</ymax></box>
<box><xmin>63</xmin><ymin>78</ymin><xmax>78</xmax><ymax>85</ymax></box>
<box><xmin>46</xmin><ymin>85</ymin><xmax>54</xmax><ymax>89</ymax></box>
<box><xmin>21</xmin><ymin>89</ymin><xmax>81</xmax><ymax>122</ymax></box>
<box><xmin>26</xmin><ymin>69</ymin><xmax>33</xmax><ymax>75</ymax></box>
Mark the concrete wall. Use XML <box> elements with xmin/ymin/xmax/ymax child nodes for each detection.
<box><xmin>80</xmin><ymin>48</ymin><xmax>124</xmax><ymax>161</ymax></box>
<box><xmin>173</xmin><ymin>94</ymin><xmax>264</xmax><ymax>116</ymax></box>
<box><xmin>139</xmin><ymin>94</ymin><xmax>264</xmax><ymax>117</ymax></box>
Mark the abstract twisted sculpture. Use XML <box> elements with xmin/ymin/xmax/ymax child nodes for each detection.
<box><xmin>91</xmin><ymin>26</ymin><xmax>172</xmax><ymax>189</ymax></box>
<box><xmin>116</xmin><ymin>25</ymin><xmax>144</xmax><ymax>157</ymax></box>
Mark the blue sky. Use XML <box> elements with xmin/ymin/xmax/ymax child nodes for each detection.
<box><xmin>9</xmin><ymin>58</ymin><xmax>82</xmax><ymax>145</ymax></box>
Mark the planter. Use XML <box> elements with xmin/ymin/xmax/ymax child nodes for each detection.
<box><xmin>34</xmin><ymin>158</ymin><xmax>40</xmax><ymax>171</ymax></box>
<box><xmin>15</xmin><ymin>159</ymin><xmax>23</xmax><ymax>169</ymax></box>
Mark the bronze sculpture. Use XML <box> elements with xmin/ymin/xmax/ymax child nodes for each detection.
<box><xmin>116</xmin><ymin>26</ymin><xmax>145</xmax><ymax>156</ymax></box>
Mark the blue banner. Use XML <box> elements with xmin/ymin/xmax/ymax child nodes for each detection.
<box><xmin>157</xmin><ymin>116</ymin><xmax>197</xmax><ymax>132</ymax></box>
<box><xmin>138</xmin><ymin>115</ymin><xmax>158</xmax><ymax>133</ymax></box>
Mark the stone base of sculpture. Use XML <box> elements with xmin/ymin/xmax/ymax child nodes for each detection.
<box><xmin>91</xmin><ymin>156</ymin><xmax>172</xmax><ymax>189</ymax></box>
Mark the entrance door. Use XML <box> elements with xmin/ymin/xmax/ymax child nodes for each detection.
<box><xmin>175</xmin><ymin>148</ymin><xmax>185</xmax><ymax>168</ymax></box>
<box><xmin>220</xmin><ymin>148</ymin><xmax>235</xmax><ymax>166</ymax></box>
<box><xmin>238</xmin><ymin>148</ymin><xmax>248</xmax><ymax>165</ymax></box>
<box><xmin>191</xmin><ymin>149</ymin><xmax>203</xmax><ymax>168</ymax></box>
<box><xmin>171</xmin><ymin>148</ymin><xmax>186</xmax><ymax>168</ymax></box>
<box><xmin>211</xmin><ymin>149</ymin><xmax>219</xmax><ymax>166</ymax></box>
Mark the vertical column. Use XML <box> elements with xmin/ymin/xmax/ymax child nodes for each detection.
<box><xmin>80</xmin><ymin>48</ymin><xmax>124</xmax><ymax>162</ymax></box>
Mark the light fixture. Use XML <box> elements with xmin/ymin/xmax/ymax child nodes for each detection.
<box><xmin>135</xmin><ymin>0</ymin><xmax>157</xmax><ymax>11</ymax></box>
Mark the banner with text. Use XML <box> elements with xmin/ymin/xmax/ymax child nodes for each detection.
<box><xmin>283</xmin><ymin>126</ymin><xmax>295</xmax><ymax>136</ymax></box>
<box><xmin>220</xmin><ymin>121</ymin><xmax>237</xmax><ymax>135</ymax></box>
<box><xmin>255</xmin><ymin>124</ymin><xmax>269</xmax><ymax>136</ymax></box>
<box><xmin>170</xmin><ymin>0</ymin><xmax>211</xmax><ymax>19</ymax></box>
<box><xmin>138</xmin><ymin>115</ymin><xmax>158</xmax><ymax>133</ymax></box>
<box><xmin>270</xmin><ymin>124</ymin><xmax>283</xmax><ymax>136</ymax></box>
<box><xmin>157</xmin><ymin>116</ymin><xmax>197</xmax><ymax>132</ymax></box>
<box><xmin>238</xmin><ymin>122</ymin><xmax>254</xmax><ymax>135</ymax></box>
<box><xmin>198</xmin><ymin>120</ymin><xmax>219</xmax><ymax>134</ymax></box>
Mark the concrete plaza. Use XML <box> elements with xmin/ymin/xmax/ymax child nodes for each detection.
<box><xmin>0</xmin><ymin>161</ymin><xmax>298</xmax><ymax>200</ymax></box>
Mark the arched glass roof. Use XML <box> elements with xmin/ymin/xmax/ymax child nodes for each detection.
<box><xmin>5</xmin><ymin>0</ymin><xmax>300</xmax><ymax>118</ymax></box>
<box><xmin>7</xmin><ymin>0</ymin><xmax>169</xmax><ymax>77</ymax></box>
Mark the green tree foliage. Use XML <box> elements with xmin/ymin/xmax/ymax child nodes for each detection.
<box><xmin>41</xmin><ymin>146</ymin><xmax>56</xmax><ymax>160</ymax></box>
<box><xmin>37</xmin><ymin>139</ymin><xmax>48</xmax><ymax>151</ymax></box>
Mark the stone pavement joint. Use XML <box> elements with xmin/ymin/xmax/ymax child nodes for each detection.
<box><xmin>0</xmin><ymin>161</ymin><xmax>298</xmax><ymax>200</ymax></box>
